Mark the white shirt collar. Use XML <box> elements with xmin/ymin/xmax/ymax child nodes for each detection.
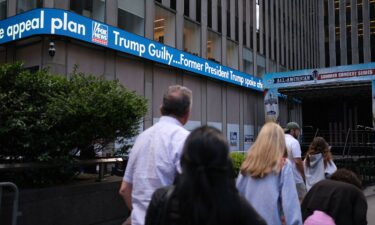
<box><xmin>159</xmin><ymin>116</ymin><xmax>184</xmax><ymax>127</ymax></box>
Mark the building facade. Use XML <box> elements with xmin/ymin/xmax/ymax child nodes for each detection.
<box><xmin>319</xmin><ymin>0</ymin><xmax>375</xmax><ymax>67</ymax></box>
<box><xmin>0</xmin><ymin>0</ymin><xmax>311</xmax><ymax>150</ymax></box>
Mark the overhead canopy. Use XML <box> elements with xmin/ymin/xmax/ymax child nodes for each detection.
<box><xmin>263</xmin><ymin>63</ymin><xmax>375</xmax><ymax>96</ymax></box>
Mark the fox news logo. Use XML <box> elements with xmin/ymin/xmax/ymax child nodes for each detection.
<box><xmin>92</xmin><ymin>22</ymin><xmax>108</xmax><ymax>45</ymax></box>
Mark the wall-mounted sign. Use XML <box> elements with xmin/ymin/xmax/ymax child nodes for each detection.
<box><xmin>0</xmin><ymin>9</ymin><xmax>263</xmax><ymax>91</ymax></box>
<box><xmin>264</xmin><ymin>88</ymin><xmax>279</xmax><ymax>122</ymax></box>
<box><xmin>264</xmin><ymin>63</ymin><xmax>375</xmax><ymax>89</ymax></box>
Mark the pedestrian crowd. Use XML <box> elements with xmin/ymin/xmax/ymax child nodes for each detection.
<box><xmin>119</xmin><ymin>85</ymin><xmax>368</xmax><ymax>225</ymax></box>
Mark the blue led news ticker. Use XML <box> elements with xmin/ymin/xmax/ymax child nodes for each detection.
<box><xmin>0</xmin><ymin>8</ymin><xmax>263</xmax><ymax>91</ymax></box>
<box><xmin>264</xmin><ymin>62</ymin><xmax>375</xmax><ymax>89</ymax></box>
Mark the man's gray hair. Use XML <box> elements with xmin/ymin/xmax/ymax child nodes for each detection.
<box><xmin>160</xmin><ymin>85</ymin><xmax>192</xmax><ymax>118</ymax></box>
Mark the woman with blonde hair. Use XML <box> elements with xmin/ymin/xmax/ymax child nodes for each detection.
<box><xmin>236</xmin><ymin>122</ymin><xmax>302</xmax><ymax>225</ymax></box>
<box><xmin>304</xmin><ymin>137</ymin><xmax>337</xmax><ymax>191</ymax></box>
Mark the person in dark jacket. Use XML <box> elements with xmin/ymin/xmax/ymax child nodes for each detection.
<box><xmin>145</xmin><ymin>126</ymin><xmax>266</xmax><ymax>225</ymax></box>
<box><xmin>301</xmin><ymin>169</ymin><xmax>368</xmax><ymax>225</ymax></box>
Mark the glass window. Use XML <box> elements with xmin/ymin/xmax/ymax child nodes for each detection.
<box><xmin>227</xmin><ymin>40</ymin><xmax>239</xmax><ymax>69</ymax></box>
<box><xmin>243</xmin><ymin>48</ymin><xmax>253</xmax><ymax>75</ymax></box>
<box><xmin>184</xmin><ymin>20</ymin><xmax>201</xmax><ymax>56</ymax></box>
<box><xmin>17</xmin><ymin>0</ymin><xmax>43</xmax><ymax>13</ymax></box>
<box><xmin>256</xmin><ymin>0</ymin><xmax>260</xmax><ymax>31</ymax></box>
<box><xmin>70</xmin><ymin>0</ymin><xmax>105</xmax><ymax>22</ymax></box>
<box><xmin>154</xmin><ymin>6</ymin><xmax>176</xmax><ymax>47</ymax></box>
<box><xmin>118</xmin><ymin>0</ymin><xmax>144</xmax><ymax>36</ymax></box>
<box><xmin>207</xmin><ymin>30</ymin><xmax>221</xmax><ymax>63</ymax></box>
<box><xmin>0</xmin><ymin>0</ymin><xmax>6</xmax><ymax>20</ymax></box>
<box><xmin>170</xmin><ymin>0</ymin><xmax>176</xmax><ymax>10</ymax></box>
<box><xmin>184</xmin><ymin>0</ymin><xmax>190</xmax><ymax>17</ymax></box>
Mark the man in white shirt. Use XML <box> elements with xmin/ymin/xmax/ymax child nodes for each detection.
<box><xmin>118</xmin><ymin>85</ymin><xmax>192</xmax><ymax>225</ymax></box>
<box><xmin>284</xmin><ymin>122</ymin><xmax>307</xmax><ymax>200</ymax></box>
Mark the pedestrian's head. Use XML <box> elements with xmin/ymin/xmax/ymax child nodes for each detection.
<box><xmin>305</xmin><ymin>137</ymin><xmax>332</xmax><ymax>167</ymax></box>
<box><xmin>284</xmin><ymin>121</ymin><xmax>301</xmax><ymax>138</ymax></box>
<box><xmin>330</xmin><ymin>169</ymin><xmax>362</xmax><ymax>189</ymax></box>
<box><xmin>160</xmin><ymin>85</ymin><xmax>192</xmax><ymax>125</ymax></box>
<box><xmin>177</xmin><ymin>126</ymin><xmax>240</xmax><ymax>225</ymax></box>
<box><xmin>181</xmin><ymin>126</ymin><xmax>231</xmax><ymax>178</ymax></box>
<box><xmin>241</xmin><ymin>122</ymin><xmax>285</xmax><ymax>178</ymax></box>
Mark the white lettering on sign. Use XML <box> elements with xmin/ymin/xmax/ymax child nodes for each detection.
<box><xmin>6</xmin><ymin>10</ymin><xmax>44</xmax><ymax>40</ymax></box>
<box><xmin>179</xmin><ymin>54</ymin><xmax>203</xmax><ymax>71</ymax></box>
<box><xmin>204</xmin><ymin>62</ymin><xmax>229</xmax><ymax>79</ymax></box>
<box><xmin>51</xmin><ymin>12</ymin><xmax>85</xmax><ymax>35</ymax></box>
<box><xmin>113</xmin><ymin>31</ymin><xmax>146</xmax><ymax>56</ymax></box>
<box><xmin>148</xmin><ymin>43</ymin><xmax>173</xmax><ymax>65</ymax></box>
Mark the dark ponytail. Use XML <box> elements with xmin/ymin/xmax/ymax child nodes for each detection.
<box><xmin>175</xmin><ymin>126</ymin><xmax>240</xmax><ymax>225</ymax></box>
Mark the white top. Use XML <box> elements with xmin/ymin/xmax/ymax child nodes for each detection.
<box><xmin>123</xmin><ymin>116</ymin><xmax>189</xmax><ymax>225</ymax></box>
<box><xmin>304</xmin><ymin>153</ymin><xmax>337</xmax><ymax>191</ymax></box>
<box><xmin>285</xmin><ymin>134</ymin><xmax>304</xmax><ymax>184</ymax></box>
<box><xmin>236</xmin><ymin>160</ymin><xmax>303</xmax><ymax>225</ymax></box>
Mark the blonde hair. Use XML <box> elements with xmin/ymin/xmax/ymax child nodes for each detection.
<box><xmin>240</xmin><ymin>122</ymin><xmax>286</xmax><ymax>178</ymax></box>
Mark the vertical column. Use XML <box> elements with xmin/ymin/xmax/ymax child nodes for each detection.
<box><xmin>44</xmin><ymin>0</ymin><xmax>54</xmax><ymax>7</ymax></box>
<box><xmin>201</xmin><ymin>0</ymin><xmax>208</xmax><ymax>58</ymax></box>
<box><xmin>222</xmin><ymin>86</ymin><xmax>227</xmax><ymax>138</ymax></box>
<box><xmin>239</xmin><ymin>0</ymin><xmax>244</xmax><ymax>71</ymax></box>
<box><xmin>275</xmin><ymin>0</ymin><xmax>280</xmax><ymax>70</ymax></box>
<box><xmin>307</xmin><ymin>0</ymin><xmax>311</xmax><ymax>68</ymax></box>
<box><xmin>230</xmin><ymin>0</ymin><xmax>235</xmax><ymax>39</ymax></box>
<box><xmin>246</xmin><ymin>0</ymin><xmax>251</xmax><ymax>48</ymax></box>
<box><xmin>176</xmin><ymin>0</ymin><xmax>184</xmax><ymax>50</ymax></box>
<box><xmin>201</xmin><ymin>80</ymin><xmax>207</xmax><ymax>125</ymax></box>
<box><xmin>252</xmin><ymin>0</ymin><xmax>257</xmax><ymax>75</ymax></box>
<box><xmin>285</xmin><ymin>0</ymin><xmax>289</xmax><ymax>68</ymax></box>
<box><xmin>363</xmin><ymin>0</ymin><xmax>371</xmax><ymax>62</ymax></box>
<box><xmin>212</xmin><ymin>0</ymin><xmax>218</xmax><ymax>31</ymax></box>
<box><xmin>221</xmin><ymin>0</ymin><xmax>227</xmax><ymax>64</ymax></box>
<box><xmin>145</xmin><ymin>1</ymin><xmax>155</xmax><ymax>40</ymax></box>
<box><xmin>293</xmin><ymin>0</ymin><xmax>297</xmax><ymax>69</ymax></box>
<box><xmin>105</xmin><ymin>0</ymin><xmax>117</xmax><ymax>26</ymax></box>
<box><xmin>239</xmin><ymin>90</ymin><xmax>244</xmax><ymax>151</ymax></box>
<box><xmin>304</xmin><ymin>0</ymin><xmax>308</xmax><ymax>68</ymax></box>
<box><xmin>351</xmin><ymin>0</ymin><xmax>359</xmax><ymax>64</ymax></box>
<box><xmin>328</xmin><ymin>0</ymin><xmax>336</xmax><ymax>66</ymax></box>
<box><xmin>259</xmin><ymin>0</ymin><xmax>264</xmax><ymax>55</ymax></box>
<box><xmin>7</xmin><ymin>0</ymin><xmax>16</xmax><ymax>16</ymax></box>
<box><xmin>315</xmin><ymin>0</ymin><xmax>319</xmax><ymax>67</ymax></box>
<box><xmin>189</xmin><ymin>0</ymin><xmax>197</xmax><ymax>20</ymax></box>
<box><xmin>340</xmin><ymin>0</ymin><xmax>347</xmax><ymax>65</ymax></box>
<box><xmin>298</xmin><ymin>0</ymin><xmax>302</xmax><ymax>68</ymax></box>
<box><xmin>144</xmin><ymin>63</ymin><xmax>153</xmax><ymax>128</ymax></box>
<box><xmin>265</xmin><ymin>0</ymin><xmax>270</xmax><ymax>71</ymax></box>
<box><xmin>270</xmin><ymin>0</ymin><xmax>275</xmax><ymax>61</ymax></box>
<box><xmin>280</xmin><ymin>0</ymin><xmax>285</xmax><ymax>67</ymax></box>
<box><xmin>55</xmin><ymin>0</ymin><xmax>69</xmax><ymax>10</ymax></box>
<box><xmin>318</xmin><ymin>0</ymin><xmax>325</xmax><ymax>67</ymax></box>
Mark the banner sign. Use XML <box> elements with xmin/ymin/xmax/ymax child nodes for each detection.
<box><xmin>264</xmin><ymin>88</ymin><xmax>279</xmax><ymax>122</ymax></box>
<box><xmin>0</xmin><ymin>9</ymin><xmax>263</xmax><ymax>91</ymax></box>
<box><xmin>264</xmin><ymin>63</ymin><xmax>375</xmax><ymax>89</ymax></box>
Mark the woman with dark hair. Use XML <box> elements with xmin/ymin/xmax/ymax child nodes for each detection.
<box><xmin>304</xmin><ymin>137</ymin><xmax>337</xmax><ymax>191</ymax></box>
<box><xmin>145</xmin><ymin>126</ymin><xmax>266</xmax><ymax>225</ymax></box>
<box><xmin>302</xmin><ymin>169</ymin><xmax>367</xmax><ymax>225</ymax></box>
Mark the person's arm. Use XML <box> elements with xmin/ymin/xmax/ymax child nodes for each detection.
<box><xmin>281</xmin><ymin>161</ymin><xmax>303</xmax><ymax>225</ymax></box>
<box><xmin>119</xmin><ymin>181</ymin><xmax>133</xmax><ymax>211</ymax></box>
<box><xmin>294</xmin><ymin>158</ymin><xmax>305</xmax><ymax>181</ymax></box>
